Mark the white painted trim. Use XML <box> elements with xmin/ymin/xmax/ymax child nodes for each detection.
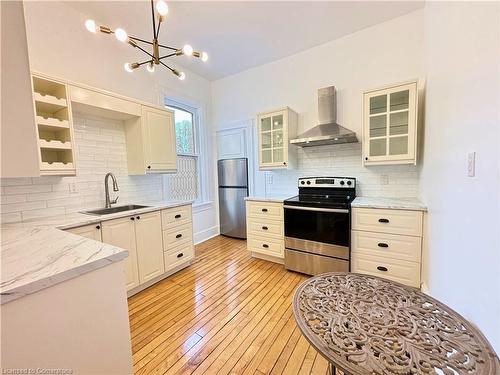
<box><xmin>420</xmin><ymin>282</ymin><xmax>430</xmax><ymax>295</ymax></box>
<box><xmin>193</xmin><ymin>201</ymin><xmax>214</xmax><ymax>213</ymax></box>
<box><xmin>194</xmin><ymin>225</ymin><xmax>219</xmax><ymax>245</ymax></box>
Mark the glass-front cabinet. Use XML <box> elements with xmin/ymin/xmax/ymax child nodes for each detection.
<box><xmin>257</xmin><ymin>107</ymin><xmax>298</xmax><ymax>170</ymax></box>
<box><xmin>363</xmin><ymin>81</ymin><xmax>418</xmax><ymax>165</ymax></box>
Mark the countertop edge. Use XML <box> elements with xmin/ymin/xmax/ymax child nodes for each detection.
<box><xmin>0</xmin><ymin>249</ymin><xmax>128</xmax><ymax>305</ymax></box>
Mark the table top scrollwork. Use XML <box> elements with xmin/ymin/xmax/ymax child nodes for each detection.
<box><xmin>292</xmin><ymin>272</ymin><xmax>499</xmax><ymax>375</ymax></box>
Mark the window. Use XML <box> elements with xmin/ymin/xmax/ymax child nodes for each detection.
<box><xmin>165</xmin><ymin>102</ymin><xmax>200</xmax><ymax>203</ymax></box>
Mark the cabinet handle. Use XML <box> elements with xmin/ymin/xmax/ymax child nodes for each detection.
<box><xmin>147</xmin><ymin>165</ymin><xmax>151</xmax><ymax>169</ymax></box>
<box><xmin>130</xmin><ymin>217</ymin><xmax>135</xmax><ymax>221</ymax></box>
<box><xmin>377</xmin><ymin>266</ymin><xmax>388</xmax><ymax>272</ymax></box>
<box><xmin>378</xmin><ymin>243</ymin><xmax>388</xmax><ymax>248</ymax></box>
<box><xmin>177</xmin><ymin>253</ymin><xmax>184</xmax><ymax>258</ymax></box>
<box><xmin>262</xmin><ymin>226</ymin><xmax>268</xmax><ymax>230</ymax></box>
<box><xmin>283</xmin><ymin>162</ymin><xmax>286</xmax><ymax>165</ymax></box>
<box><xmin>175</xmin><ymin>214</ymin><xmax>182</xmax><ymax>219</ymax></box>
<box><xmin>136</xmin><ymin>216</ymin><xmax>140</xmax><ymax>220</ymax></box>
<box><xmin>378</xmin><ymin>218</ymin><xmax>389</xmax><ymax>223</ymax></box>
<box><xmin>365</xmin><ymin>157</ymin><xmax>368</xmax><ymax>161</ymax></box>
<box><xmin>176</xmin><ymin>234</ymin><xmax>182</xmax><ymax>239</ymax></box>
<box><xmin>95</xmin><ymin>225</ymin><xmax>101</xmax><ymax>230</ymax></box>
<box><xmin>262</xmin><ymin>244</ymin><xmax>269</xmax><ymax>248</ymax></box>
<box><xmin>261</xmin><ymin>208</ymin><xmax>268</xmax><ymax>212</ymax></box>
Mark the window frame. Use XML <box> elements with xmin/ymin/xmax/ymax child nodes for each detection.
<box><xmin>167</xmin><ymin>103</ymin><xmax>198</xmax><ymax>157</ymax></box>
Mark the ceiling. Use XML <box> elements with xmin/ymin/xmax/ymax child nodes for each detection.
<box><xmin>66</xmin><ymin>1</ymin><xmax>424</xmax><ymax>81</ymax></box>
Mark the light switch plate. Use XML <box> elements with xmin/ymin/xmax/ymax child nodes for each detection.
<box><xmin>467</xmin><ymin>152</ymin><xmax>476</xmax><ymax>177</ymax></box>
<box><xmin>69</xmin><ymin>182</ymin><xmax>78</xmax><ymax>193</ymax></box>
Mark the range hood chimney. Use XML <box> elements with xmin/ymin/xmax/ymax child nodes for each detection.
<box><xmin>290</xmin><ymin>86</ymin><xmax>358</xmax><ymax>147</ymax></box>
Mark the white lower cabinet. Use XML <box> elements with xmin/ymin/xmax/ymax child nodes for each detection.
<box><xmin>161</xmin><ymin>205</ymin><xmax>194</xmax><ymax>270</ymax></box>
<box><xmin>101</xmin><ymin>216</ymin><xmax>140</xmax><ymax>291</ymax></box>
<box><xmin>66</xmin><ymin>223</ymin><xmax>102</xmax><ymax>241</ymax></box>
<box><xmin>134</xmin><ymin>211</ymin><xmax>165</xmax><ymax>284</ymax></box>
<box><xmin>351</xmin><ymin>207</ymin><xmax>424</xmax><ymax>288</ymax></box>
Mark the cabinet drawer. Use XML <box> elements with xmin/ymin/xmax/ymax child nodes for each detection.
<box><xmin>248</xmin><ymin>235</ymin><xmax>284</xmax><ymax>258</ymax></box>
<box><xmin>351</xmin><ymin>253</ymin><xmax>421</xmax><ymax>288</ymax></box>
<box><xmin>162</xmin><ymin>205</ymin><xmax>192</xmax><ymax>229</ymax></box>
<box><xmin>352</xmin><ymin>230</ymin><xmax>422</xmax><ymax>263</ymax></box>
<box><xmin>352</xmin><ymin>208</ymin><xmax>422</xmax><ymax>236</ymax></box>
<box><xmin>248</xmin><ymin>218</ymin><xmax>283</xmax><ymax>237</ymax></box>
<box><xmin>247</xmin><ymin>201</ymin><xmax>283</xmax><ymax>220</ymax></box>
<box><xmin>163</xmin><ymin>243</ymin><xmax>194</xmax><ymax>271</ymax></box>
<box><xmin>162</xmin><ymin>223</ymin><xmax>193</xmax><ymax>251</ymax></box>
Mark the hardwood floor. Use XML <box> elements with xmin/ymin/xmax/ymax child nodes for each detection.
<box><xmin>128</xmin><ymin>235</ymin><xmax>330</xmax><ymax>375</ymax></box>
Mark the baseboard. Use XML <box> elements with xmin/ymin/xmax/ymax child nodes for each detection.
<box><xmin>420</xmin><ymin>282</ymin><xmax>430</xmax><ymax>295</ymax></box>
<box><xmin>194</xmin><ymin>225</ymin><xmax>219</xmax><ymax>245</ymax></box>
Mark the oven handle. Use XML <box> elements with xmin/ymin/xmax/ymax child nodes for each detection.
<box><xmin>283</xmin><ymin>205</ymin><xmax>349</xmax><ymax>214</ymax></box>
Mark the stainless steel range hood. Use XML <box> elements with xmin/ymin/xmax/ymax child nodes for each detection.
<box><xmin>290</xmin><ymin>86</ymin><xmax>358</xmax><ymax>147</ymax></box>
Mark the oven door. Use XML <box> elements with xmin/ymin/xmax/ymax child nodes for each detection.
<box><xmin>284</xmin><ymin>205</ymin><xmax>350</xmax><ymax>260</ymax></box>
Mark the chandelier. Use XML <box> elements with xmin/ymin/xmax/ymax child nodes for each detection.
<box><xmin>84</xmin><ymin>0</ymin><xmax>208</xmax><ymax>80</ymax></box>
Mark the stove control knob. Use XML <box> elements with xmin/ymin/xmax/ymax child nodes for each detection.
<box><xmin>301</xmin><ymin>181</ymin><xmax>305</xmax><ymax>185</ymax></box>
<box><xmin>347</xmin><ymin>180</ymin><xmax>352</xmax><ymax>186</ymax></box>
<box><xmin>340</xmin><ymin>180</ymin><xmax>345</xmax><ymax>185</ymax></box>
<box><xmin>306</xmin><ymin>181</ymin><xmax>311</xmax><ymax>185</ymax></box>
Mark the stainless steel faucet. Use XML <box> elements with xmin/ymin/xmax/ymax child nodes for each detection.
<box><xmin>104</xmin><ymin>172</ymin><xmax>119</xmax><ymax>208</ymax></box>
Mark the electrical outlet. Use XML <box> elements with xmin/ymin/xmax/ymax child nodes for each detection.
<box><xmin>267</xmin><ymin>174</ymin><xmax>273</xmax><ymax>185</ymax></box>
<box><xmin>380</xmin><ymin>174</ymin><xmax>389</xmax><ymax>185</ymax></box>
<box><xmin>69</xmin><ymin>182</ymin><xmax>78</xmax><ymax>193</ymax></box>
<box><xmin>467</xmin><ymin>152</ymin><xmax>476</xmax><ymax>177</ymax></box>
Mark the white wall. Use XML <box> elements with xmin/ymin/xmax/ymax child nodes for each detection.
<box><xmin>420</xmin><ymin>2</ymin><xmax>500</xmax><ymax>353</ymax></box>
<box><xmin>3</xmin><ymin>1</ymin><xmax>218</xmax><ymax>241</ymax></box>
<box><xmin>211</xmin><ymin>10</ymin><xmax>424</xmax><ymax>197</ymax></box>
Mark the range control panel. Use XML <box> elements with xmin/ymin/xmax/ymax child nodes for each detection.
<box><xmin>298</xmin><ymin>177</ymin><xmax>356</xmax><ymax>188</ymax></box>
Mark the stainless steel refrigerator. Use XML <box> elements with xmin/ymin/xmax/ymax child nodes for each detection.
<box><xmin>218</xmin><ymin>158</ymin><xmax>248</xmax><ymax>239</ymax></box>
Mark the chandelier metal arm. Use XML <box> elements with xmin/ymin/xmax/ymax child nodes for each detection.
<box><xmin>128</xmin><ymin>35</ymin><xmax>153</xmax><ymax>46</ymax></box>
<box><xmin>134</xmin><ymin>44</ymin><xmax>156</xmax><ymax>60</ymax></box>
<box><xmin>150</xmin><ymin>0</ymin><xmax>157</xmax><ymax>40</ymax></box>
<box><xmin>159</xmin><ymin>60</ymin><xmax>175</xmax><ymax>73</ymax></box>
<box><xmin>159</xmin><ymin>52</ymin><xmax>177</xmax><ymax>60</ymax></box>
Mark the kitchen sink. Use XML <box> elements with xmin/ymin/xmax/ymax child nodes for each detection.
<box><xmin>81</xmin><ymin>204</ymin><xmax>150</xmax><ymax>216</ymax></box>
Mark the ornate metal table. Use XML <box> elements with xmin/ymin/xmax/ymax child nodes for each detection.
<box><xmin>293</xmin><ymin>273</ymin><xmax>499</xmax><ymax>375</ymax></box>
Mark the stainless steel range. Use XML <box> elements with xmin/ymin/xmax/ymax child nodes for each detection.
<box><xmin>283</xmin><ymin>177</ymin><xmax>356</xmax><ymax>275</ymax></box>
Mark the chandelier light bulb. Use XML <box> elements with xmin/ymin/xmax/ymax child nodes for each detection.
<box><xmin>124</xmin><ymin>63</ymin><xmax>134</xmax><ymax>73</ymax></box>
<box><xmin>146</xmin><ymin>62</ymin><xmax>155</xmax><ymax>73</ymax></box>
<box><xmin>178</xmin><ymin>72</ymin><xmax>186</xmax><ymax>80</ymax></box>
<box><xmin>115</xmin><ymin>28</ymin><xmax>128</xmax><ymax>42</ymax></box>
<box><xmin>85</xmin><ymin>19</ymin><xmax>97</xmax><ymax>33</ymax></box>
<box><xmin>182</xmin><ymin>44</ymin><xmax>193</xmax><ymax>56</ymax></box>
<box><xmin>201</xmin><ymin>52</ymin><xmax>208</xmax><ymax>62</ymax></box>
<box><xmin>156</xmin><ymin>0</ymin><xmax>169</xmax><ymax>16</ymax></box>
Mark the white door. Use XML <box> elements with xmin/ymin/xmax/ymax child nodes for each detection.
<box><xmin>134</xmin><ymin>211</ymin><xmax>165</xmax><ymax>283</ymax></box>
<box><xmin>102</xmin><ymin>216</ymin><xmax>140</xmax><ymax>291</ymax></box>
<box><xmin>142</xmin><ymin>106</ymin><xmax>177</xmax><ymax>172</ymax></box>
<box><xmin>66</xmin><ymin>223</ymin><xmax>102</xmax><ymax>241</ymax></box>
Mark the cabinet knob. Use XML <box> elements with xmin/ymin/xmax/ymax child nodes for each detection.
<box><xmin>377</xmin><ymin>266</ymin><xmax>388</xmax><ymax>272</ymax></box>
<box><xmin>177</xmin><ymin>253</ymin><xmax>184</xmax><ymax>258</ymax></box>
<box><xmin>365</xmin><ymin>157</ymin><xmax>368</xmax><ymax>161</ymax></box>
<box><xmin>147</xmin><ymin>165</ymin><xmax>151</xmax><ymax>169</ymax></box>
<box><xmin>130</xmin><ymin>217</ymin><xmax>135</xmax><ymax>221</ymax></box>
<box><xmin>378</xmin><ymin>243</ymin><xmax>389</xmax><ymax>248</ymax></box>
<box><xmin>262</xmin><ymin>226</ymin><xmax>268</xmax><ymax>230</ymax></box>
<box><xmin>283</xmin><ymin>162</ymin><xmax>286</xmax><ymax>165</ymax></box>
<box><xmin>378</xmin><ymin>218</ymin><xmax>389</xmax><ymax>223</ymax></box>
<box><xmin>95</xmin><ymin>225</ymin><xmax>101</xmax><ymax>230</ymax></box>
<box><xmin>136</xmin><ymin>216</ymin><xmax>140</xmax><ymax>220</ymax></box>
<box><xmin>176</xmin><ymin>234</ymin><xmax>182</xmax><ymax>239</ymax></box>
<box><xmin>261</xmin><ymin>208</ymin><xmax>268</xmax><ymax>212</ymax></box>
<box><xmin>262</xmin><ymin>244</ymin><xmax>269</xmax><ymax>248</ymax></box>
<box><xmin>175</xmin><ymin>214</ymin><xmax>182</xmax><ymax>219</ymax></box>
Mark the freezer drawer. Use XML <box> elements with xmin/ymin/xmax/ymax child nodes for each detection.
<box><xmin>219</xmin><ymin>187</ymin><xmax>248</xmax><ymax>239</ymax></box>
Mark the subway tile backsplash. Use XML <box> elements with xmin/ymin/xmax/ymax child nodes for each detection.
<box><xmin>263</xmin><ymin>143</ymin><xmax>419</xmax><ymax>198</ymax></box>
<box><xmin>0</xmin><ymin>114</ymin><xmax>163</xmax><ymax>223</ymax></box>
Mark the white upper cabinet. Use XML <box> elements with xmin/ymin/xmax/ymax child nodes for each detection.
<box><xmin>257</xmin><ymin>107</ymin><xmax>297</xmax><ymax>170</ymax></box>
<box><xmin>125</xmin><ymin>105</ymin><xmax>177</xmax><ymax>175</ymax></box>
<box><xmin>363</xmin><ymin>81</ymin><xmax>418</xmax><ymax>166</ymax></box>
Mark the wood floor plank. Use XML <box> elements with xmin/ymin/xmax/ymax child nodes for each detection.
<box><xmin>129</xmin><ymin>236</ymin><xmax>330</xmax><ymax>375</ymax></box>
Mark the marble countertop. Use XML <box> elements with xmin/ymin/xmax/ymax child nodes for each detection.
<box><xmin>351</xmin><ymin>197</ymin><xmax>427</xmax><ymax>211</ymax></box>
<box><xmin>0</xmin><ymin>200</ymin><xmax>193</xmax><ymax>304</ymax></box>
<box><xmin>245</xmin><ymin>194</ymin><xmax>292</xmax><ymax>203</ymax></box>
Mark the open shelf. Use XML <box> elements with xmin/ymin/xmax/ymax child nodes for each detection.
<box><xmin>32</xmin><ymin>74</ymin><xmax>76</xmax><ymax>176</ymax></box>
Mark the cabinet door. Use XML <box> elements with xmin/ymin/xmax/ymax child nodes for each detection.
<box><xmin>102</xmin><ymin>216</ymin><xmax>139</xmax><ymax>291</ymax></box>
<box><xmin>142</xmin><ymin>106</ymin><xmax>177</xmax><ymax>172</ymax></box>
<box><xmin>66</xmin><ymin>224</ymin><xmax>102</xmax><ymax>241</ymax></box>
<box><xmin>134</xmin><ymin>211</ymin><xmax>165</xmax><ymax>284</ymax></box>
<box><xmin>363</xmin><ymin>82</ymin><xmax>417</xmax><ymax>165</ymax></box>
<box><xmin>258</xmin><ymin>110</ymin><xmax>288</xmax><ymax>169</ymax></box>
